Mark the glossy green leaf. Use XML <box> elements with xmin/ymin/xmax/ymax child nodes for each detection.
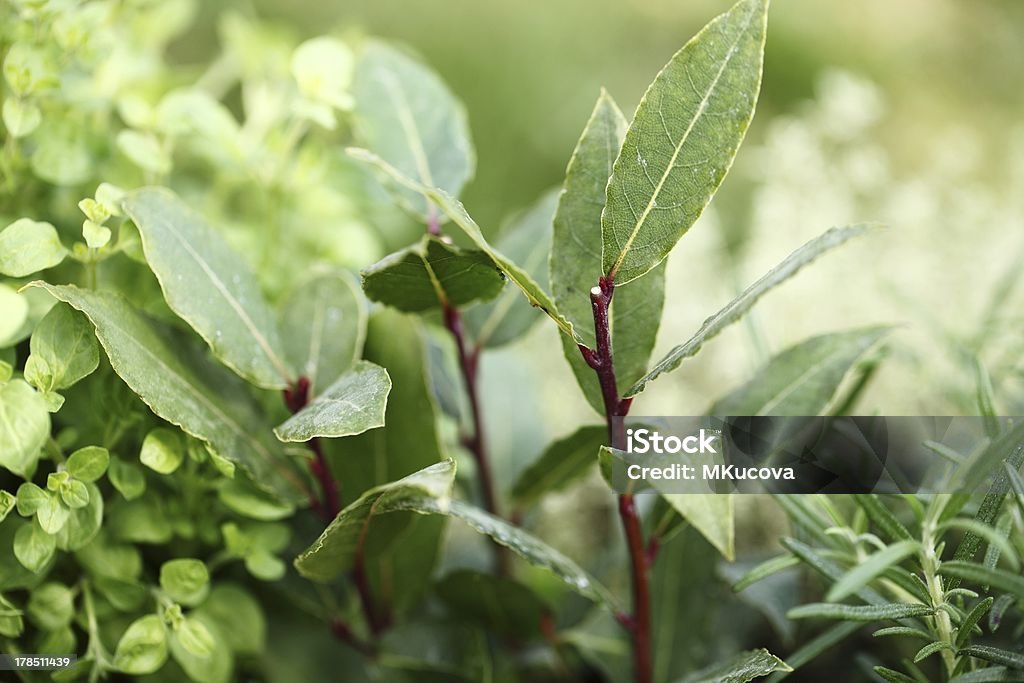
<box><xmin>361</xmin><ymin>235</ymin><xmax>504</xmax><ymax>312</ymax></box>
<box><xmin>13</xmin><ymin>520</ymin><xmax>55</xmax><ymax>573</ymax></box>
<box><xmin>710</xmin><ymin>327</ymin><xmax>889</xmax><ymax>415</ymax></box>
<box><xmin>465</xmin><ymin>189</ymin><xmax>558</xmax><ymax>348</ymax></box>
<box><xmin>349</xmin><ymin>148</ymin><xmax>579</xmax><ymax>341</ymax></box>
<box><xmin>24</xmin><ymin>302</ymin><xmax>99</xmax><ymax>392</ymax></box>
<box><xmin>123</xmin><ymin>187</ymin><xmax>293</xmax><ymax>389</ymax></box>
<box><xmin>399</xmin><ymin>496</ymin><xmax>617</xmax><ymax>608</ymax></box>
<box><xmin>274</xmin><ymin>360</ymin><xmax>390</xmax><ymax>442</ymax></box>
<box><xmin>328</xmin><ymin>310</ymin><xmax>447</xmax><ymax>612</ymax></box>
<box><xmin>0</xmin><ymin>379</ymin><xmax>50</xmax><ymax>477</ymax></box>
<box><xmin>826</xmin><ymin>540</ymin><xmax>920</xmax><ymax>602</ymax></box>
<box><xmin>787</xmin><ymin>602</ymin><xmax>933</xmax><ymax>622</ymax></box>
<box><xmin>280</xmin><ymin>271</ymin><xmax>366</xmax><ymax>397</ymax></box>
<box><xmin>509</xmin><ymin>425</ymin><xmax>606</xmax><ymax>508</ymax></box>
<box><xmin>160</xmin><ymin>558</ymin><xmax>209</xmax><ymax>607</ymax></box>
<box><xmin>0</xmin><ymin>218</ymin><xmax>67</xmax><ymax>277</ymax></box>
<box><xmin>650</xmin><ymin>525</ymin><xmax>722</xmax><ymax>679</ymax></box>
<box><xmin>113</xmin><ymin>614</ymin><xmax>168</xmax><ymax>675</ymax></box>
<box><xmin>435</xmin><ymin>569</ymin><xmax>547</xmax><ymax>638</ymax></box>
<box><xmin>139</xmin><ymin>428</ymin><xmax>185</xmax><ymax>474</ymax></box>
<box><xmin>661</xmin><ymin>492</ymin><xmax>734</xmax><ymax>561</ymax></box>
<box><xmin>330</xmin><ymin>309</ymin><xmax>445</xmax><ymax>498</ymax></box>
<box><xmin>551</xmin><ymin>91</ymin><xmax>666</xmax><ymax>409</ymax></box>
<box><xmin>628</xmin><ymin>224</ymin><xmax>877</xmax><ymax>395</ymax></box>
<box><xmin>31</xmin><ymin>283</ymin><xmax>309</xmax><ymax>504</ymax></box>
<box><xmin>352</xmin><ymin>40</ymin><xmax>474</xmax><ymax>219</ymax></box>
<box><xmin>680</xmin><ymin>648</ymin><xmax>791</xmax><ymax>683</ymax></box>
<box><xmin>938</xmin><ymin>561</ymin><xmax>1024</xmax><ymax>599</ymax></box>
<box><xmin>602</xmin><ymin>0</ymin><xmax>767</xmax><ymax>284</ymax></box>
<box><xmin>65</xmin><ymin>445</ymin><xmax>109</xmax><ymax>482</ymax></box>
<box><xmin>294</xmin><ymin>459</ymin><xmax>456</xmax><ymax>582</ymax></box>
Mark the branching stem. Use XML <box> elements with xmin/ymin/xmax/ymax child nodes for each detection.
<box><xmin>284</xmin><ymin>377</ymin><xmax>385</xmax><ymax>646</ymax></box>
<box><xmin>581</xmin><ymin>276</ymin><xmax>653</xmax><ymax>683</ymax></box>
<box><xmin>429</xmin><ymin>205</ymin><xmax>509</xmax><ymax>573</ymax></box>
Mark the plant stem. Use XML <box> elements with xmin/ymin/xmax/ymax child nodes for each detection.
<box><xmin>921</xmin><ymin>495</ymin><xmax>958</xmax><ymax>678</ymax></box>
<box><xmin>284</xmin><ymin>377</ymin><xmax>385</xmax><ymax>642</ymax></box>
<box><xmin>283</xmin><ymin>377</ymin><xmax>338</xmax><ymax>518</ymax></box>
<box><xmin>428</xmin><ymin>206</ymin><xmax>508</xmax><ymax>573</ymax></box>
<box><xmin>443</xmin><ymin>303</ymin><xmax>511</xmax><ymax>574</ymax></box>
<box><xmin>581</xmin><ymin>276</ymin><xmax>652</xmax><ymax>683</ymax></box>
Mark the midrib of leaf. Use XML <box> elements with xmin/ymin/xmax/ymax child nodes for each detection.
<box><xmin>474</xmin><ymin>233</ymin><xmax>548</xmax><ymax>347</ymax></box>
<box><xmin>379</xmin><ymin>68</ymin><xmax>436</xmax><ymax>207</ymax></box>
<box><xmin>757</xmin><ymin>355</ymin><xmax>845</xmax><ymax>415</ymax></box>
<box><xmin>158</xmin><ymin>218</ymin><xmax>291</xmax><ymax>383</ymax></box>
<box><xmin>606</xmin><ymin>7</ymin><xmax>756</xmax><ymax>280</ymax></box>
<box><xmin>90</xmin><ymin>311</ymin><xmax>303</xmax><ymax>492</ymax></box>
<box><xmin>421</xmin><ymin>254</ymin><xmax>450</xmax><ymax>307</ymax></box>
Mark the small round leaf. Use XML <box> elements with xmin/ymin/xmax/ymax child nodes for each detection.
<box><xmin>113</xmin><ymin>614</ymin><xmax>168</xmax><ymax>675</ymax></box>
<box><xmin>13</xmin><ymin>521</ymin><xmax>56</xmax><ymax>573</ymax></box>
<box><xmin>65</xmin><ymin>446</ymin><xmax>109</xmax><ymax>482</ymax></box>
<box><xmin>159</xmin><ymin>559</ymin><xmax>209</xmax><ymax>606</ymax></box>
<box><xmin>27</xmin><ymin>582</ymin><xmax>74</xmax><ymax>630</ymax></box>
<box><xmin>140</xmin><ymin>428</ymin><xmax>184</xmax><ymax>475</ymax></box>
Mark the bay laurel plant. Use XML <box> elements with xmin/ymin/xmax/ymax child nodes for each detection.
<box><xmin>2</xmin><ymin>0</ymin><xmax>1021</xmax><ymax>682</ymax></box>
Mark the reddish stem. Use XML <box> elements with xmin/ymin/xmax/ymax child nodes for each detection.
<box><xmin>580</xmin><ymin>276</ymin><xmax>653</xmax><ymax>683</ymax></box>
<box><xmin>285</xmin><ymin>378</ymin><xmax>385</xmax><ymax>640</ymax></box>
<box><xmin>329</xmin><ymin>619</ymin><xmax>376</xmax><ymax>657</ymax></box>
<box><xmin>443</xmin><ymin>304</ymin><xmax>511</xmax><ymax>574</ymax></box>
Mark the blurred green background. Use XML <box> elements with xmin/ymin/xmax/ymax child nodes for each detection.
<box><xmin>166</xmin><ymin>0</ymin><xmax>1024</xmax><ymax>481</ymax></box>
<box><xmin>219</xmin><ymin>0</ymin><xmax>1024</xmax><ymax>229</ymax></box>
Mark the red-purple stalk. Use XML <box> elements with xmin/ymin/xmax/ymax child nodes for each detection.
<box><xmin>579</xmin><ymin>276</ymin><xmax>652</xmax><ymax>683</ymax></box>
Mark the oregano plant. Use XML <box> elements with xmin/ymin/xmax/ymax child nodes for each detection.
<box><xmin>1</xmin><ymin>0</ymin><xmax>1021</xmax><ymax>682</ymax></box>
